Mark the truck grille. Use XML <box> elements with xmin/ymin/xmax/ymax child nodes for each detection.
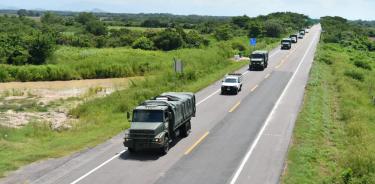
<box><xmin>129</xmin><ymin>129</ymin><xmax>155</xmax><ymax>139</ymax></box>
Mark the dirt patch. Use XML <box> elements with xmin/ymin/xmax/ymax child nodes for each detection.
<box><xmin>0</xmin><ymin>77</ymin><xmax>140</xmax><ymax>129</ymax></box>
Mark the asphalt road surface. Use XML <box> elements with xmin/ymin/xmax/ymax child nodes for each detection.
<box><xmin>1</xmin><ymin>25</ymin><xmax>321</xmax><ymax>184</ymax></box>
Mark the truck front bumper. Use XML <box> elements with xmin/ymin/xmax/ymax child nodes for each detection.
<box><xmin>221</xmin><ymin>86</ymin><xmax>238</xmax><ymax>94</ymax></box>
<box><xmin>124</xmin><ymin>139</ymin><xmax>164</xmax><ymax>150</ymax></box>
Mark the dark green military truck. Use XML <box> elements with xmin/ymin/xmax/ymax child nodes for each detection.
<box><xmin>124</xmin><ymin>92</ymin><xmax>196</xmax><ymax>154</ymax></box>
<box><xmin>249</xmin><ymin>50</ymin><xmax>269</xmax><ymax>71</ymax></box>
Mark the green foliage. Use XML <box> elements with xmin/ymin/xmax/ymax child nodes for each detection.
<box><xmin>231</xmin><ymin>15</ymin><xmax>251</xmax><ymax>28</ymax></box>
<box><xmin>264</xmin><ymin>20</ymin><xmax>284</xmax><ymax>37</ymax></box>
<box><xmin>132</xmin><ymin>36</ymin><xmax>154</xmax><ymax>50</ymax></box>
<box><xmin>214</xmin><ymin>25</ymin><xmax>233</xmax><ymax>41</ymax></box>
<box><xmin>28</xmin><ymin>34</ymin><xmax>56</xmax><ymax>65</ymax></box>
<box><xmin>153</xmin><ymin>28</ymin><xmax>183</xmax><ymax>50</ymax></box>
<box><xmin>283</xmin><ymin>43</ymin><xmax>375</xmax><ymax>184</ymax></box>
<box><xmin>354</xmin><ymin>60</ymin><xmax>372</xmax><ymax>70</ymax></box>
<box><xmin>85</xmin><ymin>20</ymin><xmax>107</xmax><ymax>36</ymax></box>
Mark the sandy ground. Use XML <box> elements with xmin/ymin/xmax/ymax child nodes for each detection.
<box><xmin>0</xmin><ymin>77</ymin><xmax>139</xmax><ymax>129</ymax></box>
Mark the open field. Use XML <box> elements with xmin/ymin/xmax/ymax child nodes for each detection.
<box><xmin>282</xmin><ymin>43</ymin><xmax>375</xmax><ymax>183</ymax></box>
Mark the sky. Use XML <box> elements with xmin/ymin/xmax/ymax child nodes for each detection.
<box><xmin>0</xmin><ymin>0</ymin><xmax>374</xmax><ymax>20</ymax></box>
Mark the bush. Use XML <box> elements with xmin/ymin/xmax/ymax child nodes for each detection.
<box><xmin>344</xmin><ymin>70</ymin><xmax>365</xmax><ymax>81</ymax></box>
<box><xmin>153</xmin><ymin>29</ymin><xmax>183</xmax><ymax>51</ymax></box>
<box><xmin>214</xmin><ymin>25</ymin><xmax>233</xmax><ymax>41</ymax></box>
<box><xmin>354</xmin><ymin>60</ymin><xmax>372</xmax><ymax>70</ymax></box>
<box><xmin>132</xmin><ymin>36</ymin><xmax>154</xmax><ymax>50</ymax></box>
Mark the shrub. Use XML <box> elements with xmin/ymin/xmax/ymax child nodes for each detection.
<box><xmin>132</xmin><ymin>36</ymin><xmax>154</xmax><ymax>50</ymax></box>
<box><xmin>354</xmin><ymin>60</ymin><xmax>372</xmax><ymax>70</ymax></box>
<box><xmin>344</xmin><ymin>70</ymin><xmax>364</xmax><ymax>81</ymax></box>
<box><xmin>214</xmin><ymin>25</ymin><xmax>233</xmax><ymax>41</ymax></box>
<box><xmin>264</xmin><ymin>20</ymin><xmax>283</xmax><ymax>37</ymax></box>
<box><xmin>153</xmin><ymin>29</ymin><xmax>183</xmax><ymax>51</ymax></box>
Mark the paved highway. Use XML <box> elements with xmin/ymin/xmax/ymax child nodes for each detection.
<box><xmin>1</xmin><ymin>25</ymin><xmax>321</xmax><ymax>184</ymax></box>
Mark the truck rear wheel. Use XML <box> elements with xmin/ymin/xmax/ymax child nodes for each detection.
<box><xmin>181</xmin><ymin>121</ymin><xmax>191</xmax><ymax>137</ymax></box>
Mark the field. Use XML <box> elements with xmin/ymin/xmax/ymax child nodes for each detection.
<box><xmin>282</xmin><ymin>43</ymin><xmax>375</xmax><ymax>183</ymax></box>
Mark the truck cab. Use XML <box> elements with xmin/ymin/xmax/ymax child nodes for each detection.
<box><xmin>124</xmin><ymin>92</ymin><xmax>196</xmax><ymax>154</ymax></box>
<box><xmin>281</xmin><ymin>38</ymin><xmax>292</xmax><ymax>50</ymax></box>
<box><xmin>249</xmin><ymin>50</ymin><xmax>269</xmax><ymax>71</ymax></box>
<box><xmin>221</xmin><ymin>73</ymin><xmax>243</xmax><ymax>95</ymax></box>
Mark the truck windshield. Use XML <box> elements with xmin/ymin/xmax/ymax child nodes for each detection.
<box><xmin>224</xmin><ymin>78</ymin><xmax>237</xmax><ymax>83</ymax></box>
<box><xmin>251</xmin><ymin>54</ymin><xmax>263</xmax><ymax>59</ymax></box>
<box><xmin>282</xmin><ymin>41</ymin><xmax>290</xmax><ymax>44</ymax></box>
<box><xmin>133</xmin><ymin>110</ymin><xmax>163</xmax><ymax>122</ymax></box>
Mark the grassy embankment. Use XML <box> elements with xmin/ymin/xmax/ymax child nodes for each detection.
<box><xmin>283</xmin><ymin>43</ymin><xmax>375</xmax><ymax>183</ymax></box>
<box><xmin>0</xmin><ymin>37</ymin><xmax>279</xmax><ymax>177</ymax></box>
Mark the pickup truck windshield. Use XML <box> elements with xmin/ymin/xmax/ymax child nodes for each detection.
<box><xmin>224</xmin><ymin>78</ymin><xmax>237</xmax><ymax>83</ymax></box>
<box><xmin>133</xmin><ymin>110</ymin><xmax>163</xmax><ymax>122</ymax></box>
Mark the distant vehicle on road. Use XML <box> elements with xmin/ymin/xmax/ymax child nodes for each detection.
<box><xmin>299</xmin><ymin>29</ymin><xmax>305</xmax><ymax>35</ymax></box>
<box><xmin>221</xmin><ymin>73</ymin><xmax>243</xmax><ymax>95</ymax></box>
<box><xmin>305</xmin><ymin>28</ymin><xmax>310</xmax><ymax>33</ymax></box>
<box><xmin>124</xmin><ymin>92</ymin><xmax>196</xmax><ymax>154</ymax></box>
<box><xmin>281</xmin><ymin>38</ymin><xmax>292</xmax><ymax>50</ymax></box>
<box><xmin>290</xmin><ymin>34</ymin><xmax>298</xmax><ymax>43</ymax></box>
<box><xmin>298</xmin><ymin>34</ymin><xmax>304</xmax><ymax>39</ymax></box>
<box><xmin>249</xmin><ymin>50</ymin><xmax>269</xmax><ymax>71</ymax></box>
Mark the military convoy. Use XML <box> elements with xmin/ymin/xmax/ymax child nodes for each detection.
<box><xmin>124</xmin><ymin>92</ymin><xmax>196</xmax><ymax>154</ymax></box>
<box><xmin>249</xmin><ymin>50</ymin><xmax>269</xmax><ymax>71</ymax></box>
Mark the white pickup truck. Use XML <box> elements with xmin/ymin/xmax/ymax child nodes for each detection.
<box><xmin>221</xmin><ymin>73</ymin><xmax>243</xmax><ymax>95</ymax></box>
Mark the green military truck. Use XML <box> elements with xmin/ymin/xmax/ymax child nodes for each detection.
<box><xmin>249</xmin><ymin>50</ymin><xmax>269</xmax><ymax>71</ymax></box>
<box><xmin>290</xmin><ymin>34</ymin><xmax>298</xmax><ymax>43</ymax></box>
<box><xmin>281</xmin><ymin>38</ymin><xmax>292</xmax><ymax>50</ymax></box>
<box><xmin>124</xmin><ymin>92</ymin><xmax>196</xmax><ymax>154</ymax></box>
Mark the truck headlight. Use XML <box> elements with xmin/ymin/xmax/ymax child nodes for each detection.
<box><xmin>124</xmin><ymin>138</ymin><xmax>131</xmax><ymax>141</ymax></box>
<box><xmin>153</xmin><ymin>138</ymin><xmax>160</xmax><ymax>142</ymax></box>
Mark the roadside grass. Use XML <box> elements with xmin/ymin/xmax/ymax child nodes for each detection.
<box><xmin>283</xmin><ymin>43</ymin><xmax>375</xmax><ymax>183</ymax></box>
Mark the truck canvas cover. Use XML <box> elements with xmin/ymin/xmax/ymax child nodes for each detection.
<box><xmin>141</xmin><ymin>92</ymin><xmax>196</xmax><ymax>130</ymax></box>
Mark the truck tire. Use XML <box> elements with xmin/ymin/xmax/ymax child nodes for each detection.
<box><xmin>234</xmin><ymin>89</ymin><xmax>239</xmax><ymax>95</ymax></box>
<box><xmin>261</xmin><ymin>65</ymin><xmax>265</xmax><ymax>71</ymax></box>
<box><xmin>160</xmin><ymin>136</ymin><xmax>169</xmax><ymax>155</ymax></box>
<box><xmin>181</xmin><ymin>121</ymin><xmax>191</xmax><ymax>137</ymax></box>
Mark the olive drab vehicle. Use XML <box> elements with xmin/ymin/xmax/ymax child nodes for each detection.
<box><xmin>124</xmin><ymin>92</ymin><xmax>196</xmax><ymax>154</ymax></box>
<box><xmin>249</xmin><ymin>50</ymin><xmax>269</xmax><ymax>71</ymax></box>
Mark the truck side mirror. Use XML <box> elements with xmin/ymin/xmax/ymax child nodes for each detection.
<box><xmin>126</xmin><ymin>112</ymin><xmax>131</xmax><ymax>121</ymax></box>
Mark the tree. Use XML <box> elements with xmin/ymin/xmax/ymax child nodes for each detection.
<box><xmin>248</xmin><ymin>22</ymin><xmax>262</xmax><ymax>38</ymax></box>
<box><xmin>85</xmin><ymin>21</ymin><xmax>107</xmax><ymax>36</ymax></box>
<box><xmin>231</xmin><ymin>15</ymin><xmax>250</xmax><ymax>28</ymax></box>
<box><xmin>132</xmin><ymin>36</ymin><xmax>154</xmax><ymax>50</ymax></box>
<box><xmin>17</xmin><ymin>9</ymin><xmax>28</xmax><ymax>17</ymax></box>
<box><xmin>28</xmin><ymin>34</ymin><xmax>55</xmax><ymax>65</ymax></box>
<box><xmin>184</xmin><ymin>31</ymin><xmax>208</xmax><ymax>48</ymax></box>
<box><xmin>214</xmin><ymin>25</ymin><xmax>233</xmax><ymax>41</ymax></box>
<box><xmin>76</xmin><ymin>12</ymin><xmax>98</xmax><ymax>25</ymax></box>
<box><xmin>264</xmin><ymin>20</ymin><xmax>283</xmax><ymax>37</ymax></box>
<box><xmin>154</xmin><ymin>29</ymin><xmax>183</xmax><ymax>51</ymax></box>
<box><xmin>141</xmin><ymin>19</ymin><xmax>162</xmax><ymax>28</ymax></box>
<box><xmin>41</xmin><ymin>12</ymin><xmax>63</xmax><ymax>24</ymax></box>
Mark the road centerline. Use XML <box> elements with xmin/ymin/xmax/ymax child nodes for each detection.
<box><xmin>184</xmin><ymin>131</ymin><xmax>210</xmax><ymax>155</ymax></box>
<box><xmin>228</xmin><ymin>101</ymin><xmax>241</xmax><ymax>112</ymax></box>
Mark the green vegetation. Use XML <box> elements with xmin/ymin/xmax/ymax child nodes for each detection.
<box><xmin>283</xmin><ymin>17</ymin><xmax>375</xmax><ymax>184</ymax></box>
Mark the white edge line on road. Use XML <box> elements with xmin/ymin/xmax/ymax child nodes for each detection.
<box><xmin>70</xmin><ymin>150</ymin><xmax>126</xmax><ymax>184</ymax></box>
<box><xmin>68</xmin><ymin>39</ymin><xmax>284</xmax><ymax>184</ymax></box>
<box><xmin>229</xmin><ymin>29</ymin><xmax>320</xmax><ymax>184</ymax></box>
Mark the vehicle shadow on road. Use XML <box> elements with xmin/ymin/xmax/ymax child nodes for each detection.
<box><xmin>119</xmin><ymin>137</ymin><xmax>183</xmax><ymax>161</ymax></box>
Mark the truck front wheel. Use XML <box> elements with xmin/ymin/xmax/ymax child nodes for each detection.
<box><xmin>160</xmin><ymin>136</ymin><xmax>169</xmax><ymax>155</ymax></box>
